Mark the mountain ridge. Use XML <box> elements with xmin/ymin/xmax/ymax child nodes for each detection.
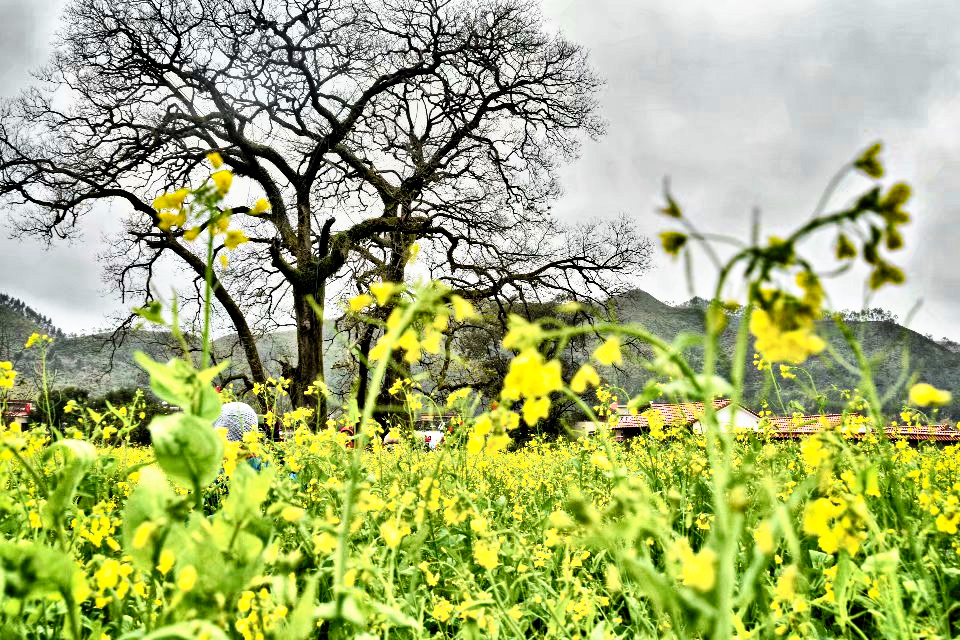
<box><xmin>0</xmin><ymin>290</ymin><xmax>956</xmax><ymax>418</ymax></box>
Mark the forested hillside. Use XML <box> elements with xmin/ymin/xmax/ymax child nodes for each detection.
<box><xmin>606</xmin><ymin>290</ymin><xmax>960</xmax><ymax>419</ymax></box>
<box><xmin>1</xmin><ymin>290</ymin><xmax>956</xmax><ymax>418</ymax></box>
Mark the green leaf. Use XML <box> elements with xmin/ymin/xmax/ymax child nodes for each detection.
<box><xmin>196</xmin><ymin>360</ymin><xmax>230</xmax><ymax>387</ymax></box>
<box><xmin>210</xmin><ymin>517</ymin><xmax>264</xmax><ymax>564</ymax></box>
<box><xmin>316</xmin><ymin>594</ymin><xmax>365</xmax><ymax>627</ymax></box>
<box><xmin>0</xmin><ymin>542</ymin><xmax>81</xmax><ymax>601</ymax></box>
<box><xmin>149</xmin><ymin>413</ymin><xmax>224</xmax><ymax>489</ymax></box>
<box><xmin>194</xmin><ymin>380</ymin><xmax>224</xmax><ymax>422</ymax></box>
<box><xmin>122</xmin><ymin>467</ymin><xmax>175</xmax><ymax>570</ymax></box>
<box><xmin>275</xmin><ymin>576</ymin><xmax>319</xmax><ymax>640</ymax></box>
<box><xmin>368</xmin><ymin>600</ymin><xmax>421</xmax><ymax>630</ymax></box>
<box><xmin>861</xmin><ymin>549</ymin><xmax>899</xmax><ymax>574</ymax></box>
<box><xmin>40</xmin><ymin>439</ymin><xmax>95</xmax><ymax>529</ymax></box>
<box><xmin>223</xmin><ymin>464</ymin><xmax>275</xmax><ymax>523</ymax></box>
<box><xmin>133</xmin><ymin>300</ymin><xmax>165</xmax><ymax>325</ymax></box>
<box><xmin>137</xmin><ymin>621</ymin><xmax>229</xmax><ymax>640</ymax></box>
<box><xmin>133</xmin><ymin>353</ymin><xmax>226</xmax><ymax>420</ymax></box>
<box><xmin>134</xmin><ymin>352</ymin><xmax>193</xmax><ymax>407</ymax></box>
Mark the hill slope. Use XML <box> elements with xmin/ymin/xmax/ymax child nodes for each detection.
<box><xmin>0</xmin><ymin>294</ymin><xmax>62</xmax><ymax>361</ymax></box>
<box><xmin>1</xmin><ymin>290</ymin><xmax>956</xmax><ymax>418</ymax></box>
<box><xmin>607</xmin><ymin>290</ymin><xmax>960</xmax><ymax>419</ymax></box>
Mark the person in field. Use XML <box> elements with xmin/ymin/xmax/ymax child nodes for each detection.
<box><xmin>214</xmin><ymin>402</ymin><xmax>265</xmax><ymax>471</ymax></box>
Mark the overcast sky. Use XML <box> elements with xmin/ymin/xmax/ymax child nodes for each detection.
<box><xmin>0</xmin><ymin>0</ymin><xmax>957</xmax><ymax>340</ymax></box>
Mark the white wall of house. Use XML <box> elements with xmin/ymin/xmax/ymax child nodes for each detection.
<box><xmin>691</xmin><ymin>405</ymin><xmax>760</xmax><ymax>434</ymax></box>
<box><xmin>568</xmin><ymin>421</ymin><xmax>599</xmax><ymax>439</ymax></box>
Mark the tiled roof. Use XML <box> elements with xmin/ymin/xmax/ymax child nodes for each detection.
<box><xmin>884</xmin><ymin>424</ymin><xmax>960</xmax><ymax>442</ymax></box>
<box><xmin>765</xmin><ymin>414</ymin><xmax>846</xmax><ymax>429</ymax></box>
<box><xmin>765</xmin><ymin>416</ymin><xmax>960</xmax><ymax>442</ymax></box>
<box><xmin>614</xmin><ymin>398</ymin><xmax>733</xmax><ymax>431</ymax></box>
<box><xmin>0</xmin><ymin>401</ymin><xmax>31</xmax><ymax>418</ymax></box>
<box><xmin>613</xmin><ymin>404</ymin><xmax>960</xmax><ymax>443</ymax></box>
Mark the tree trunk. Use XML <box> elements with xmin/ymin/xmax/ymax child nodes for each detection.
<box><xmin>292</xmin><ymin>288</ymin><xmax>327</xmax><ymax>427</ymax></box>
<box><xmin>373</xmin><ymin>226</ymin><xmax>411</xmax><ymax>419</ymax></box>
<box><xmin>356</xmin><ymin>322</ymin><xmax>375</xmax><ymax>412</ymax></box>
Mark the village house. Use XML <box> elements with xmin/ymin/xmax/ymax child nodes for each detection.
<box><xmin>603</xmin><ymin>399</ymin><xmax>960</xmax><ymax>444</ymax></box>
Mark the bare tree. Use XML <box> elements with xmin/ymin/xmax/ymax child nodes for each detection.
<box><xmin>0</xmin><ymin>0</ymin><xmax>650</xmax><ymax>417</ymax></box>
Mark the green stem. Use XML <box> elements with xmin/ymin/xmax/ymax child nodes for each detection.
<box><xmin>200</xmin><ymin>226</ymin><xmax>215</xmax><ymax>369</ymax></box>
<box><xmin>332</xmin><ymin>296</ymin><xmax>422</xmax><ymax>617</ymax></box>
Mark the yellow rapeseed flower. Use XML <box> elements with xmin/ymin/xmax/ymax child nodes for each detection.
<box><xmin>0</xmin><ymin>361</ymin><xmax>16</xmax><ymax>388</ymax></box>
<box><xmin>593</xmin><ymin>337</ymin><xmax>623</xmax><ymax>366</ymax></box>
<box><xmin>313</xmin><ymin>532</ymin><xmax>338</xmax><ymax>554</ymax></box>
<box><xmin>754</xmin><ymin>521</ymin><xmax>775</xmax><ymax>554</ymax></box>
<box><xmin>501</xmin><ymin>348</ymin><xmax>563</xmax><ymax>401</ymax></box>
<box><xmin>211</xmin><ymin>170</ymin><xmax>233</xmax><ymax>194</ymax></box>
<box><xmin>908</xmin><ymin>383</ymin><xmax>952</xmax><ymax>407</ymax></box>
<box><xmin>446</xmin><ymin>387</ymin><xmax>472</xmax><ymax>407</ymax></box>
<box><xmin>450</xmin><ymin>295</ymin><xmax>477</xmax><ymax>321</ymax></box>
<box><xmin>606</xmin><ymin>564</ymin><xmax>622</xmax><ymax>592</ymax></box>
<box><xmin>397</xmin><ymin>328</ymin><xmax>421</xmax><ymax>364</ymax></box>
<box><xmin>432</xmin><ymin>598</ymin><xmax>454</xmax><ymax>622</ymax></box>
<box><xmin>157</xmin><ymin>211</ymin><xmax>187</xmax><ymax>231</ymax></box>
<box><xmin>775</xmin><ymin>565</ymin><xmax>798</xmax><ymax>602</ymax></box>
<box><xmin>132</xmin><ymin>522</ymin><xmax>156</xmax><ymax>550</ymax></box>
<box><xmin>237</xmin><ymin>590</ymin><xmax>255</xmax><ymax>612</ymax></box>
<box><xmin>800</xmin><ymin>434</ymin><xmax>830</xmax><ymax>469</ymax></box>
<box><xmin>749</xmin><ymin>308</ymin><xmax>825</xmax><ymax>364</ymax></box>
<box><xmin>521</xmin><ymin>396</ymin><xmax>550</xmax><ymax>426</ymax></box>
<box><xmin>570</xmin><ymin>363</ymin><xmax>600</xmax><ymax>393</ymax></box>
<box><xmin>95</xmin><ymin>559</ymin><xmax>120</xmax><ymax>591</ymax></box>
<box><xmin>502</xmin><ymin>315</ymin><xmax>544</xmax><ymax>350</ymax></box>
<box><xmin>177</xmin><ymin>565</ymin><xmax>197</xmax><ymax>592</ymax></box>
<box><xmin>157</xmin><ymin>549</ymin><xmax>175</xmax><ymax>575</ymax></box>
<box><xmin>224</xmin><ymin>230</ymin><xmax>248</xmax><ymax>250</ymax></box>
<box><xmin>421</xmin><ymin>329</ymin><xmax>443</xmax><ymax>354</ymax></box>
<box><xmin>379</xmin><ymin>520</ymin><xmax>410</xmax><ymax>549</ymax></box>
<box><xmin>152</xmin><ymin>188</ymin><xmax>189</xmax><ymax>211</ymax></box>
<box><xmin>280</xmin><ymin>505</ymin><xmax>305</xmax><ymax>522</ymax></box>
<box><xmin>25</xmin><ymin>332</ymin><xmax>52</xmax><ymax>349</ymax></box>
<box><xmin>466</xmin><ymin>432</ymin><xmax>485</xmax><ymax>456</ymax></box>
<box><xmin>207</xmin><ymin>151</ymin><xmax>224</xmax><ymax>168</ymax></box>
<box><xmin>936</xmin><ymin>513</ymin><xmax>959</xmax><ymax>534</ymax></box>
<box><xmin>590</xmin><ymin>451</ymin><xmax>612</xmax><ymax>471</ymax></box>
<box><xmin>473</xmin><ymin>537</ymin><xmax>501</xmax><ymax>570</ymax></box>
<box><xmin>370</xmin><ymin>281</ymin><xmax>397</xmax><ymax>306</ymax></box>
<box><xmin>249</xmin><ymin>198</ymin><xmax>270</xmax><ymax>215</ymax></box>
<box><xmin>214</xmin><ymin>215</ymin><xmax>230</xmax><ymax>234</ymax></box>
<box><xmin>485</xmin><ymin>433</ymin><xmax>511</xmax><ymax>453</ymax></box>
<box><xmin>349</xmin><ymin>294</ymin><xmax>373</xmax><ymax>312</ymax></box>
<box><xmin>677</xmin><ymin>543</ymin><xmax>717</xmax><ymax>592</ymax></box>
<box><xmin>418</xmin><ymin>561</ymin><xmax>439</xmax><ymax>586</ymax></box>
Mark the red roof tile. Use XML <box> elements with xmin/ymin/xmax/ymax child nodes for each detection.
<box><xmin>883</xmin><ymin>424</ymin><xmax>960</xmax><ymax>442</ymax></box>
<box><xmin>1</xmin><ymin>401</ymin><xmax>31</xmax><ymax>418</ymax></box>
<box><xmin>765</xmin><ymin>414</ymin><xmax>847</xmax><ymax>429</ymax></box>
<box><xmin>614</xmin><ymin>404</ymin><xmax>960</xmax><ymax>443</ymax></box>
<box><xmin>614</xmin><ymin>398</ymin><xmax>733</xmax><ymax>431</ymax></box>
<box><xmin>764</xmin><ymin>415</ymin><xmax>960</xmax><ymax>442</ymax></box>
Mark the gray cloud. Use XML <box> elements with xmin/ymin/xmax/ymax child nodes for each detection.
<box><xmin>0</xmin><ymin>0</ymin><xmax>958</xmax><ymax>339</ymax></box>
<box><xmin>542</xmin><ymin>0</ymin><xmax>960</xmax><ymax>340</ymax></box>
<box><xmin>0</xmin><ymin>1</ymin><xmax>40</xmax><ymax>89</ymax></box>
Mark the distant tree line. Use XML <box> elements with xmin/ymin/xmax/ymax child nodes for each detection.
<box><xmin>675</xmin><ymin>299</ymin><xmax>902</xmax><ymax>326</ymax></box>
<box><xmin>837</xmin><ymin>307</ymin><xmax>899</xmax><ymax>323</ymax></box>
<box><xmin>27</xmin><ymin>386</ymin><xmax>168</xmax><ymax>445</ymax></box>
<box><xmin>0</xmin><ymin>293</ymin><xmax>64</xmax><ymax>337</ymax></box>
